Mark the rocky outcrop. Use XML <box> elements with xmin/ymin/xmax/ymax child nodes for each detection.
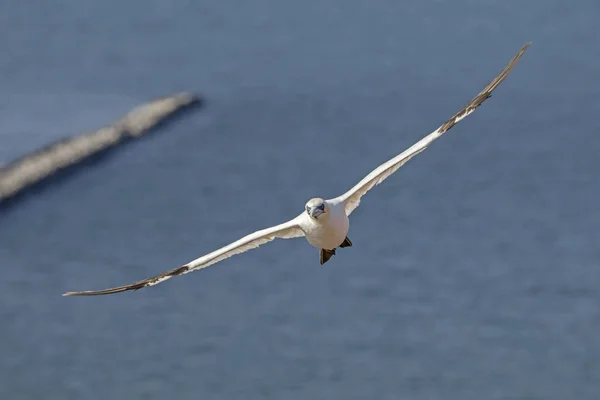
<box><xmin>0</xmin><ymin>92</ymin><xmax>203</xmax><ymax>207</ymax></box>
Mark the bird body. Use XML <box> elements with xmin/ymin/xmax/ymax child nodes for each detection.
<box><xmin>63</xmin><ymin>42</ymin><xmax>531</xmax><ymax>297</ymax></box>
<box><xmin>302</xmin><ymin>198</ymin><xmax>349</xmax><ymax>251</ymax></box>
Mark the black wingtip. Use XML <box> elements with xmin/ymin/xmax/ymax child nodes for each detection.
<box><xmin>62</xmin><ymin>265</ymin><xmax>191</xmax><ymax>297</ymax></box>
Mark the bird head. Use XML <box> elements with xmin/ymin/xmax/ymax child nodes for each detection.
<box><xmin>305</xmin><ymin>198</ymin><xmax>328</xmax><ymax>220</ymax></box>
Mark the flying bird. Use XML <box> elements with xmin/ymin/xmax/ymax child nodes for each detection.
<box><xmin>63</xmin><ymin>42</ymin><xmax>531</xmax><ymax>296</ymax></box>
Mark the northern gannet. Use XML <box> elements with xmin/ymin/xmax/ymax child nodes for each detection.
<box><xmin>63</xmin><ymin>43</ymin><xmax>530</xmax><ymax>296</ymax></box>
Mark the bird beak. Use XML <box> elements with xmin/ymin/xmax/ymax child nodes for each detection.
<box><xmin>310</xmin><ymin>206</ymin><xmax>324</xmax><ymax>219</ymax></box>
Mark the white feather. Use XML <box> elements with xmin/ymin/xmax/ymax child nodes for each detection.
<box><xmin>334</xmin><ymin>42</ymin><xmax>531</xmax><ymax>216</ymax></box>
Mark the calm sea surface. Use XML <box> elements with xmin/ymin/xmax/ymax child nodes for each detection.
<box><xmin>1</xmin><ymin>1</ymin><xmax>600</xmax><ymax>398</ymax></box>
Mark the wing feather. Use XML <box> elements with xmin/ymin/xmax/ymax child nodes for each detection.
<box><xmin>63</xmin><ymin>216</ymin><xmax>304</xmax><ymax>296</ymax></box>
<box><xmin>334</xmin><ymin>42</ymin><xmax>531</xmax><ymax>216</ymax></box>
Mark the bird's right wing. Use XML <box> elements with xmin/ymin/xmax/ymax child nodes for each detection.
<box><xmin>333</xmin><ymin>42</ymin><xmax>531</xmax><ymax>216</ymax></box>
<box><xmin>63</xmin><ymin>215</ymin><xmax>305</xmax><ymax>296</ymax></box>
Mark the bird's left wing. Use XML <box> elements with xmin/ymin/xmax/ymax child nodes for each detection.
<box><xmin>333</xmin><ymin>42</ymin><xmax>531</xmax><ymax>216</ymax></box>
<box><xmin>63</xmin><ymin>215</ymin><xmax>305</xmax><ymax>296</ymax></box>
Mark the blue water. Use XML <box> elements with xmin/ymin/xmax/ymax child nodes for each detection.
<box><xmin>2</xmin><ymin>1</ymin><xmax>600</xmax><ymax>398</ymax></box>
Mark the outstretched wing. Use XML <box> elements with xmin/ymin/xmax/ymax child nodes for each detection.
<box><xmin>63</xmin><ymin>216</ymin><xmax>305</xmax><ymax>296</ymax></box>
<box><xmin>333</xmin><ymin>42</ymin><xmax>531</xmax><ymax>216</ymax></box>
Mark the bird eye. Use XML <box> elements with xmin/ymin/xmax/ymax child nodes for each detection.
<box><xmin>319</xmin><ymin>203</ymin><xmax>325</xmax><ymax>210</ymax></box>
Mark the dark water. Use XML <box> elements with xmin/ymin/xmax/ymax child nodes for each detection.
<box><xmin>2</xmin><ymin>1</ymin><xmax>600</xmax><ymax>398</ymax></box>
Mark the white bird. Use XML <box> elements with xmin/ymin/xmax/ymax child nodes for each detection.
<box><xmin>63</xmin><ymin>43</ymin><xmax>530</xmax><ymax>296</ymax></box>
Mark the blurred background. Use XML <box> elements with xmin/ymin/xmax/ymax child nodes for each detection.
<box><xmin>1</xmin><ymin>0</ymin><xmax>599</xmax><ymax>399</ymax></box>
